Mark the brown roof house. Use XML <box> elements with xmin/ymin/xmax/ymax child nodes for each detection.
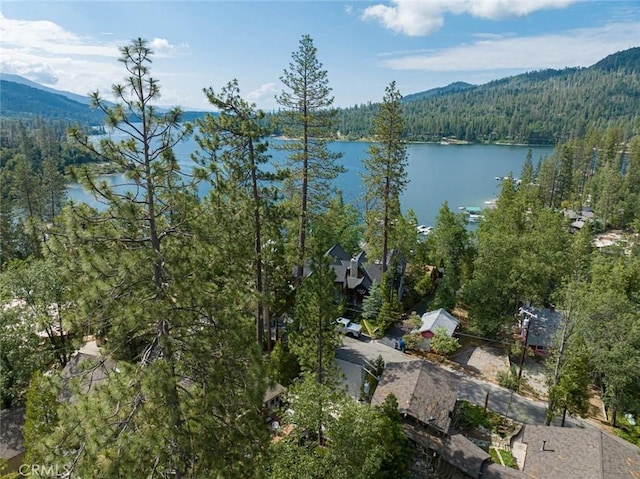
<box><xmin>371</xmin><ymin>360</ymin><xmax>498</xmax><ymax>478</ymax></box>
<box><xmin>371</xmin><ymin>360</ymin><xmax>460</xmax><ymax>434</ymax></box>
<box><xmin>510</xmin><ymin>425</ymin><xmax>640</xmax><ymax>479</ymax></box>
<box><xmin>0</xmin><ymin>407</ymin><xmax>26</xmax><ymax>474</ymax></box>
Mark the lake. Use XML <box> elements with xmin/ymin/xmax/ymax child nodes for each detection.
<box><xmin>67</xmin><ymin>138</ymin><xmax>555</xmax><ymax>228</ymax></box>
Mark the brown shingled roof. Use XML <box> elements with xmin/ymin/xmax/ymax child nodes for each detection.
<box><xmin>370</xmin><ymin>360</ymin><xmax>460</xmax><ymax>433</ymax></box>
<box><xmin>520</xmin><ymin>425</ymin><xmax>640</xmax><ymax>478</ymax></box>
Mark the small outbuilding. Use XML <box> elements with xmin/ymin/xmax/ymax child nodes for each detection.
<box><xmin>410</xmin><ymin>308</ymin><xmax>460</xmax><ymax>352</ymax></box>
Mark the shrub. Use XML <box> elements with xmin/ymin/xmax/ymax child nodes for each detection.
<box><xmin>496</xmin><ymin>365</ymin><xmax>521</xmax><ymax>391</ymax></box>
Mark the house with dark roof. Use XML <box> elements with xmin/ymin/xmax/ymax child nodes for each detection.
<box><xmin>564</xmin><ymin>208</ymin><xmax>595</xmax><ymax>233</ymax></box>
<box><xmin>370</xmin><ymin>360</ymin><xmax>460</xmax><ymax>435</ymax></box>
<box><xmin>511</xmin><ymin>425</ymin><xmax>640</xmax><ymax>478</ymax></box>
<box><xmin>0</xmin><ymin>407</ymin><xmax>26</xmax><ymax>475</ymax></box>
<box><xmin>323</xmin><ymin>243</ymin><xmax>406</xmax><ymax>313</ymax></box>
<box><xmin>518</xmin><ymin>306</ymin><xmax>564</xmax><ymax>357</ymax></box>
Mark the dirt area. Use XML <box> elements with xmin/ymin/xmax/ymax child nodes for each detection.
<box><xmin>594</xmin><ymin>230</ymin><xmax>639</xmax><ymax>252</ymax></box>
<box><xmin>466</xmin><ymin>346</ymin><xmax>510</xmax><ymax>382</ymax></box>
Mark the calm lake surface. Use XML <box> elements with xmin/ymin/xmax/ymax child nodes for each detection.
<box><xmin>67</xmin><ymin>138</ymin><xmax>554</xmax><ymax>228</ymax></box>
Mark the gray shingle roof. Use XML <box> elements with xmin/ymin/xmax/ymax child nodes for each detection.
<box><xmin>370</xmin><ymin>360</ymin><xmax>460</xmax><ymax>433</ymax></box>
<box><xmin>521</xmin><ymin>307</ymin><xmax>564</xmax><ymax>349</ymax></box>
<box><xmin>0</xmin><ymin>407</ymin><xmax>25</xmax><ymax>461</ymax></box>
<box><xmin>414</xmin><ymin>308</ymin><xmax>460</xmax><ymax>336</ymax></box>
<box><xmin>520</xmin><ymin>425</ymin><xmax>640</xmax><ymax>478</ymax></box>
<box><xmin>441</xmin><ymin>434</ymin><xmax>491</xmax><ymax>478</ymax></box>
<box><xmin>59</xmin><ymin>352</ymin><xmax>117</xmax><ymax>402</ymax></box>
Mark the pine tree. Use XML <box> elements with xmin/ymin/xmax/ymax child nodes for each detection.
<box><xmin>289</xmin><ymin>254</ymin><xmax>341</xmax><ymax>387</ymax></box>
<box><xmin>276</xmin><ymin>34</ymin><xmax>344</xmax><ymax>283</ymax></box>
<box><xmin>195</xmin><ymin>79</ymin><xmax>282</xmax><ymax>351</ymax></box>
<box><xmin>363</xmin><ymin>82</ymin><xmax>408</xmax><ymax>273</ymax></box>
<box><xmin>35</xmin><ymin>38</ymin><xmax>268</xmax><ymax>478</ymax></box>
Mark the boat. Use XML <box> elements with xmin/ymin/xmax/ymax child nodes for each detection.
<box><xmin>468</xmin><ymin>214</ymin><xmax>484</xmax><ymax>223</ymax></box>
<box><xmin>417</xmin><ymin>225</ymin><xmax>434</xmax><ymax>235</ymax></box>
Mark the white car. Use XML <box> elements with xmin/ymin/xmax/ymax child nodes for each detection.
<box><xmin>336</xmin><ymin>317</ymin><xmax>363</xmax><ymax>338</ymax></box>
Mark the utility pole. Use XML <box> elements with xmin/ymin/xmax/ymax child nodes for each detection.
<box><xmin>517</xmin><ymin>318</ymin><xmax>530</xmax><ymax>383</ymax></box>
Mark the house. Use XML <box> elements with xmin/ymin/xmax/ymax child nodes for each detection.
<box><xmin>564</xmin><ymin>208</ymin><xmax>595</xmax><ymax>234</ymax></box>
<box><xmin>440</xmin><ymin>433</ymin><xmax>491</xmax><ymax>478</ymax></box>
<box><xmin>509</xmin><ymin>425</ymin><xmax>640</xmax><ymax>478</ymax></box>
<box><xmin>323</xmin><ymin>243</ymin><xmax>406</xmax><ymax>313</ymax></box>
<box><xmin>0</xmin><ymin>407</ymin><xmax>26</xmax><ymax>475</ymax></box>
<box><xmin>370</xmin><ymin>360</ymin><xmax>460</xmax><ymax>435</ymax></box>
<box><xmin>264</xmin><ymin>382</ymin><xmax>284</xmax><ymax>412</ymax></box>
<box><xmin>59</xmin><ymin>344</ymin><xmax>118</xmax><ymax>402</ymax></box>
<box><xmin>518</xmin><ymin>306</ymin><xmax>564</xmax><ymax>356</ymax></box>
<box><xmin>410</xmin><ymin>308</ymin><xmax>459</xmax><ymax>352</ymax></box>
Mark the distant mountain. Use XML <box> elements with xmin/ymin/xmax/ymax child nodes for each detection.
<box><xmin>334</xmin><ymin>47</ymin><xmax>640</xmax><ymax>144</ymax></box>
<box><xmin>0</xmin><ymin>80</ymin><xmax>105</xmax><ymax>125</ymax></box>
<box><xmin>0</xmin><ymin>73</ymin><xmax>93</xmax><ymax>105</ymax></box>
<box><xmin>0</xmin><ymin>76</ymin><xmax>213</xmax><ymax>126</ymax></box>
<box><xmin>402</xmin><ymin>81</ymin><xmax>476</xmax><ymax>102</ymax></box>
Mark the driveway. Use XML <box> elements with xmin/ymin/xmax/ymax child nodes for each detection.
<box><xmin>336</xmin><ymin>337</ymin><xmax>590</xmax><ymax>428</ymax></box>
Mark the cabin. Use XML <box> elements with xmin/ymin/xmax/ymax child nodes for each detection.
<box><xmin>518</xmin><ymin>306</ymin><xmax>564</xmax><ymax>356</ymax></box>
<box><xmin>409</xmin><ymin>308</ymin><xmax>459</xmax><ymax>352</ymax></box>
<box><xmin>321</xmin><ymin>244</ymin><xmax>406</xmax><ymax>313</ymax></box>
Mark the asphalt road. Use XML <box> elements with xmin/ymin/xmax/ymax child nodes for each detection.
<box><xmin>336</xmin><ymin>336</ymin><xmax>589</xmax><ymax>428</ymax></box>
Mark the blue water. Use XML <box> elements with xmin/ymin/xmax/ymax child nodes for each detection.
<box><xmin>67</xmin><ymin>138</ymin><xmax>554</xmax><ymax>228</ymax></box>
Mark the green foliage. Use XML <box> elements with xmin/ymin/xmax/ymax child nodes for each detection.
<box><xmin>289</xmin><ymin>255</ymin><xmax>341</xmax><ymax>386</ymax></box>
<box><xmin>401</xmin><ymin>333</ymin><xmax>422</xmax><ymax>351</ymax></box>
<box><xmin>310</xmin><ymin>192</ymin><xmax>363</xmax><ymax>256</ymax></box>
<box><xmin>496</xmin><ymin>365</ymin><xmax>522</xmax><ymax>391</ymax></box>
<box><xmin>407</xmin><ymin>311</ymin><xmax>422</xmax><ymax>330</ymax></box>
<box><xmin>361</xmin><ymin>319</ymin><xmax>380</xmax><ymax>338</ymax></box>
<box><xmin>276</xmin><ymin>34</ymin><xmax>344</xmax><ymax>280</ymax></box>
<box><xmin>267</xmin><ymin>341</ymin><xmax>301</xmax><ymax>387</ymax></box>
<box><xmin>23</xmin><ymin>371</ymin><xmax>60</xmax><ymax>464</ymax></box>
<box><xmin>335</xmin><ymin>48</ymin><xmax>640</xmax><ymax>144</ymax></box>
<box><xmin>456</xmin><ymin>401</ymin><xmax>493</xmax><ymax>430</ymax></box>
<box><xmin>30</xmin><ymin>38</ymin><xmax>270</xmax><ymax>477</ymax></box>
<box><xmin>269</xmin><ymin>384</ymin><xmax>408</xmax><ymax>479</ymax></box>
<box><xmin>429</xmin><ymin>326</ymin><xmax>460</xmax><ymax>356</ymax></box>
<box><xmin>195</xmin><ymin>78</ymin><xmax>282</xmax><ymax>350</ymax></box>
<box><xmin>490</xmin><ymin>448</ymin><xmax>518</xmax><ymax>468</ymax></box>
<box><xmin>362</xmin><ymin>280</ymin><xmax>383</xmax><ymax>320</ymax></box>
<box><xmin>414</xmin><ymin>271</ymin><xmax>436</xmax><ymax>298</ymax></box>
<box><xmin>363</xmin><ymin>81</ymin><xmax>408</xmax><ymax>273</ymax></box>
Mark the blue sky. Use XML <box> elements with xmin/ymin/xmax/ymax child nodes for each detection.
<box><xmin>1</xmin><ymin>1</ymin><xmax>639</xmax><ymax>111</ymax></box>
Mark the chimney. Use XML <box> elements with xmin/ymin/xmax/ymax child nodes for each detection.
<box><xmin>349</xmin><ymin>258</ymin><xmax>359</xmax><ymax>278</ymax></box>
<box><xmin>541</xmin><ymin>440</ymin><xmax>546</xmax><ymax>451</ymax></box>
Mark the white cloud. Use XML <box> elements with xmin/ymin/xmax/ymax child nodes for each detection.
<box><xmin>246</xmin><ymin>82</ymin><xmax>278</xmax><ymax>103</ymax></box>
<box><xmin>0</xmin><ymin>13</ymin><xmax>187</xmax><ymax>104</ymax></box>
<box><xmin>362</xmin><ymin>0</ymin><xmax>579</xmax><ymax>36</ymax></box>
<box><xmin>379</xmin><ymin>22</ymin><xmax>640</xmax><ymax>72</ymax></box>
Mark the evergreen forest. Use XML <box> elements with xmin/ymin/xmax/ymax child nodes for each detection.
<box><xmin>1</xmin><ymin>37</ymin><xmax>639</xmax><ymax>478</ymax></box>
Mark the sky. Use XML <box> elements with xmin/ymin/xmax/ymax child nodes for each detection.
<box><xmin>1</xmin><ymin>1</ymin><xmax>639</xmax><ymax>111</ymax></box>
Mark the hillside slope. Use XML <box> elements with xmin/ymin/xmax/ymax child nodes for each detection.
<box><xmin>334</xmin><ymin>47</ymin><xmax>640</xmax><ymax>144</ymax></box>
<box><xmin>0</xmin><ymin>80</ymin><xmax>105</xmax><ymax>125</ymax></box>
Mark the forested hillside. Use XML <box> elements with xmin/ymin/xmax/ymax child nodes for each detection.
<box><xmin>2</xmin><ymin>36</ymin><xmax>640</xmax><ymax>478</ymax></box>
<box><xmin>0</xmin><ymin>80</ymin><xmax>106</xmax><ymax>125</ymax></box>
<box><xmin>334</xmin><ymin>47</ymin><xmax>640</xmax><ymax>144</ymax></box>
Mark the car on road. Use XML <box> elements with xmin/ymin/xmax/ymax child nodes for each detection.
<box><xmin>335</xmin><ymin>317</ymin><xmax>363</xmax><ymax>338</ymax></box>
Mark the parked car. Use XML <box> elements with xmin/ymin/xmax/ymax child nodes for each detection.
<box><xmin>335</xmin><ymin>317</ymin><xmax>362</xmax><ymax>338</ymax></box>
